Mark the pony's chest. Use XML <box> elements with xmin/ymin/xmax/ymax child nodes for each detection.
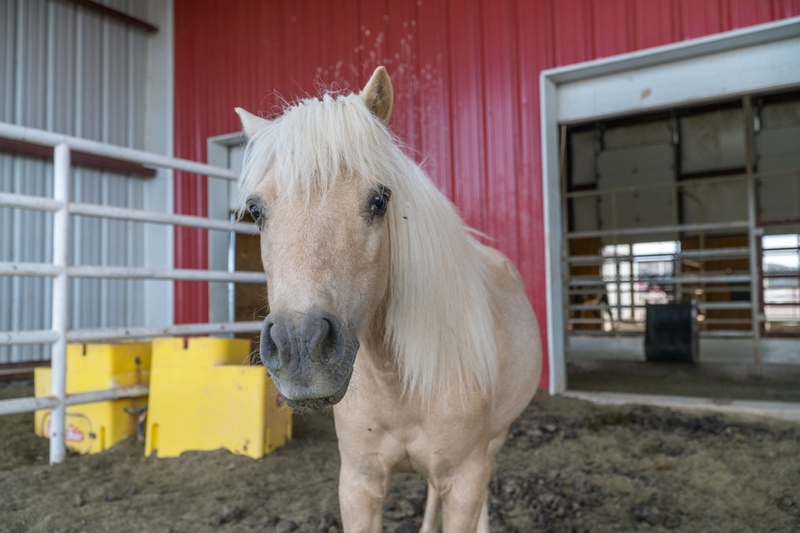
<box><xmin>334</xmin><ymin>393</ymin><xmax>487</xmax><ymax>480</ymax></box>
<box><xmin>338</xmin><ymin>418</ymin><xmax>439</xmax><ymax>476</ymax></box>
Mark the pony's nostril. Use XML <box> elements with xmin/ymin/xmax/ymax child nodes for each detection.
<box><xmin>260</xmin><ymin>320</ymin><xmax>281</xmax><ymax>368</ymax></box>
<box><xmin>308</xmin><ymin>318</ymin><xmax>332</xmax><ymax>362</ymax></box>
<box><xmin>263</xmin><ymin>313</ymin><xmax>348</xmax><ymax>367</ymax></box>
<box><xmin>321</xmin><ymin>315</ymin><xmax>348</xmax><ymax>362</ymax></box>
<box><xmin>321</xmin><ymin>318</ymin><xmax>341</xmax><ymax>361</ymax></box>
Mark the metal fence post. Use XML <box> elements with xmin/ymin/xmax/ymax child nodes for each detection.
<box><xmin>49</xmin><ymin>143</ymin><xmax>70</xmax><ymax>464</ymax></box>
<box><xmin>743</xmin><ymin>96</ymin><xmax>762</xmax><ymax>374</ymax></box>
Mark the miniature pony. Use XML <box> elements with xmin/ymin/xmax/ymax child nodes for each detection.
<box><xmin>235</xmin><ymin>66</ymin><xmax>541</xmax><ymax>532</ymax></box>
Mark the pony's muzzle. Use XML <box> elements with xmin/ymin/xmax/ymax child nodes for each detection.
<box><xmin>263</xmin><ymin>312</ymin><xmax>342</xmax><ymax>367</ymax></box>
<box><xmin>260</xmin><ymin>311</ymin><xmax>358</xmax><ymax>409</ymax></box>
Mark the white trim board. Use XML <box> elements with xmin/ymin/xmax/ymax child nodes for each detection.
<box><xmin>563</xmin><ymin>391</ymin><xmax>800</xmax><ymax>423</ymax></box>
<box><xmin>540</xmin><ymin>17</ymin><xmax>800</xmax><ymax>395</ymax></box>
<box><xmin>207</xmin><ymin>132</ymin><xmax>246</xmax><ymax>326</ymax></box>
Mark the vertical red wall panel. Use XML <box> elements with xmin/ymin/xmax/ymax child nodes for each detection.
<box><xmin>446</xmin><ymin>0</ymin><xmax>487</xmax><ymax>234</ymax></box>
<box><xmin>633</xmin><ymin>0</ymin><xmax>678</xmax><ymax>49</ymax></box>
<box><xmin>729</xmin><ymin>0</ymin><xmax>773</xmax><ymax>28</ymax></box>
<box><xmin>516</xmin><ymin>0</ymin><xmax>557</xmax><ymax>387</ymax></box>
<box><xmin>480</xmin><ymin>0</ymin><xmax>520</xmax><ymax>264</ymax></box>
<box><xmin>174</xmin><ymin>0</ymin><xmax>795</xmax><ymax>388</ymax></box>
<box><xmin>416</xmin><ymin>0</ymin><xmax>454</xmax><ymax>197</ymax></box>
<box><xmin>173</xmin><ymin>0</ymin><xmax>207</xmax><ymax>324</ymax></box>
<box><xmin>553</xmin><ymin>0</ymin><xmax>593</xmax><ymax>66</ymax></box>
<box><xmin>592</xmin><ymin>0</ymin><xmax>633</xmax><ymax>58</ymax></box>
<box><xmin>385</xmin><ymin>0</ymin><xmax>422</xmax><ymax>154</ymax></box>
<box><xmin>774</xmin><ymin>0</ymin><xmax>800</xmax><ymax>18</ymax></box>
<box><xmin>679</xmin><ymin>0</ymin><xmax>724</xmax><ymax>39</ymax></box>
<box><xmin>358</xmin><ymin>0</ymin><xmax>389</xmax><ymax>77</ymax></box>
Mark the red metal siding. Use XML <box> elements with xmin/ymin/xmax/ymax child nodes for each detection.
<box><xmin>633</xmin><ymin>0</ymin><xmax>680</xmax><ymax>49</ymax></box>
<box><xmin>482</xmin><ymin>0</ymin><xmax>521</xmax><ymax>264</ymax></box>
<box><xmin>173</xmin><ymin>0</ymin><xmax>799</xmax><ymax>388</ymax></box>
<box><xmin>416</xmin><ymin>0</ymin><xmax>453</xmax><ymax>197</ymax></box>
<box><xmin>448</xmin><ymin>0</ymin><xmax>488</xmax><ymax>234</ymax></box>
<box><xmin>592</xmin><ymin>0</ymin><xmax>634</xmax><ymax>58</ymax></box>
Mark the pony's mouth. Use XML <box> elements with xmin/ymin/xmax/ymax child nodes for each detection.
<box><xmin>260</xmin><ymin>310</ymin><xmax>359</xmax><ymax>412</ymax></box>
<box><xmin>279</xmin><ymin>372</ymin><xmax>352</xmax><ymax>412</ymax></box>
<box><xmin>284</xmin><ymin>394</ymin><xmax>338</xmax><ymax>411</ymax></box>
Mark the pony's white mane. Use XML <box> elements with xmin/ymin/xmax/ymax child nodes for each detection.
<box><xmin>238</xmin><ymin>92</ymin><xmax>498</xmax><ymax>401</ymax></box>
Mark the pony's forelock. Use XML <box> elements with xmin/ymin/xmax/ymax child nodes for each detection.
<box><xmin>238</xmin><ymin>91</ymin><xmax>498</xmax><ymax>402</ymax></box>
<box><xmin>238</xmin><ymin>93</ymin><xmax>394</xmax><ymax>206</ymax></box>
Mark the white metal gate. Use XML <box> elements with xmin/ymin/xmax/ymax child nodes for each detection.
<box><xmin>0</xmin><ymin>122</ymin><xmax>264</xmax><ymax>463</ymax></box>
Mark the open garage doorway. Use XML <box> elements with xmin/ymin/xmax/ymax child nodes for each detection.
<box><xmin>563</xmin><ymin>92</ymin><xmax>800</xmax><ymax>403</ymax></box>
<box><xmin>541</xmin><ymin>18</ymin><xmax>800</xmax><ymax>413</ymax></box>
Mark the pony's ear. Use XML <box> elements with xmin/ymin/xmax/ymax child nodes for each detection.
<box><xmin>235</xmin><ymin>107</ymin><xmax>270</xmax><ymax>138</ymax></box>
<box><xmin>361</xmin><ymin>66</ymin><xmax>393</xmax><ymax>126</ymax></box>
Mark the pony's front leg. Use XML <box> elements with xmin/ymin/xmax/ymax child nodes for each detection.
<box><xmin>420</xmin><ymin>481</ymin><xmax>440</xmax><ymax>533</ymax></box>
<box><xmin>438</xmin><ymin>461</ymin><xmax>491</xmax><ymax>533</ymax></box>
<box><xmin>476</xmin><ymin>493</ymin><xmax>490</xmax><ymax>533</ymax></box>
<box><xmin>338</xmin><ymin>457</ymin><xmax>389</xmax><ymax>533</ymax></box>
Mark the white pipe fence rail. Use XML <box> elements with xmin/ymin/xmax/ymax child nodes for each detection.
<box><xmin>0</xmin><ymin>122</ymin><xmax>264</xmax><ymax>464</ymax></box>
<box><xmin>0</xmin><ymin>262</ymin><xmax>265</xmax><ymax>283</ymax></box>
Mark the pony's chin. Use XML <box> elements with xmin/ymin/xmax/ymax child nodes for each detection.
<box><xmin>285</xmin><ymin>395</ymin><xmax>340</xmax><ymax>412</ymax></box>
<box><xmin>282</xmin><ymin>377</ymin><xmax>351</xmax><ymax>412</ymax></box>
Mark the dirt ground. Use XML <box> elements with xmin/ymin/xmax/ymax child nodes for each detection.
<box><xmin>1</xmin><ymin>382</ymin><xmax>798</xmax><ymax>533</ymax></box>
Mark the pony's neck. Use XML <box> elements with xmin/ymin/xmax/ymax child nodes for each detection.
<box><xmin>357</xmin><ymin>293</ymin><xmax>396</xmax><ymax>370</ymax></box>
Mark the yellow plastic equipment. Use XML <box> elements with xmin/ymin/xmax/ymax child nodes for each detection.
<box><xmin>34</xmin><ymin>342</ymin><xmax>151</xmax><ymax>454</ymax></box>
<box><xmin>144</xmin><ymin>337</ymin><xmax>291</xmax><ymax>459</ymax></box>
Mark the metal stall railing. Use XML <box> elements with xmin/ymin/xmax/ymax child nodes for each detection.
<box><xmin>561</xmin><ymin>92</ymin><xmax>800</xmax><ymax>375</ymax></box>
<box><xmin>0</xmin><ymin>122</ymin><xmax>263</xmax><ymax>464</ymax></box>
<box><xmin>564</xmin><ymin>165</ymin><xmax>800</xmax><ymax>367</ymax></box>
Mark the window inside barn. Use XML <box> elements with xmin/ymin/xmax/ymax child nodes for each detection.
<box><xmin>762</xmin><ymin>234</ymin><xmax>800</xmax><ymax>334</ymax></box>
<box><xmin>600</xmin><ymin>241</ymin><xmax>679</xmax><ymax>331</ymax></box>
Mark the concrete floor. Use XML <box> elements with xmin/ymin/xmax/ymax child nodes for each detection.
<box><xmin>567</xmin><ymin>361</ymin><xmax>800</xmax><ymax>403</ymax></box>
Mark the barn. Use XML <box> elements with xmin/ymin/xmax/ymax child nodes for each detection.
<box><xmin>1</xmin><ymin>0</ymin><xmax>800</xmax><ymax>464</ymax></box>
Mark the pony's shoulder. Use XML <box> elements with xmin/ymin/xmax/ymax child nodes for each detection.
<box><xmin>473</xmin><ymin>242</ymin><xmax>524</xmax><ymax>287</ymax></box>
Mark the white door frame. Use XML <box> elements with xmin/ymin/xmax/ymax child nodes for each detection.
<box><xmin>207</xmin><ymin>132</ymin><xmax>246</xmax><ymax>325</ymax></box>
<box><xmin>540</xmin><ymin>17</ymin><xmax>800</xmax><ymax>395</ymax></box>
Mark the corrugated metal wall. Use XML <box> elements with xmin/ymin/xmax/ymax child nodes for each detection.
<box><xmin>172</xmin><ymin>0</ymin><xmax>800</xmax><ymax>388</ymax></box>
<box><xmin>0</xmin><ymin>0</ymin><xmax>149</xmax><ymax>363</ymax></box>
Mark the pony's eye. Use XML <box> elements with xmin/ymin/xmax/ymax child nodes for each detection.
<box><xmin>369</xmin><ymin>187</ymin><xmax>391</xmax><ymax>218</ymax></box>
<box><xmin>247</xmin><ymin>199</ymin><xmax>263</xmax><ymax>224</ymax></box>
